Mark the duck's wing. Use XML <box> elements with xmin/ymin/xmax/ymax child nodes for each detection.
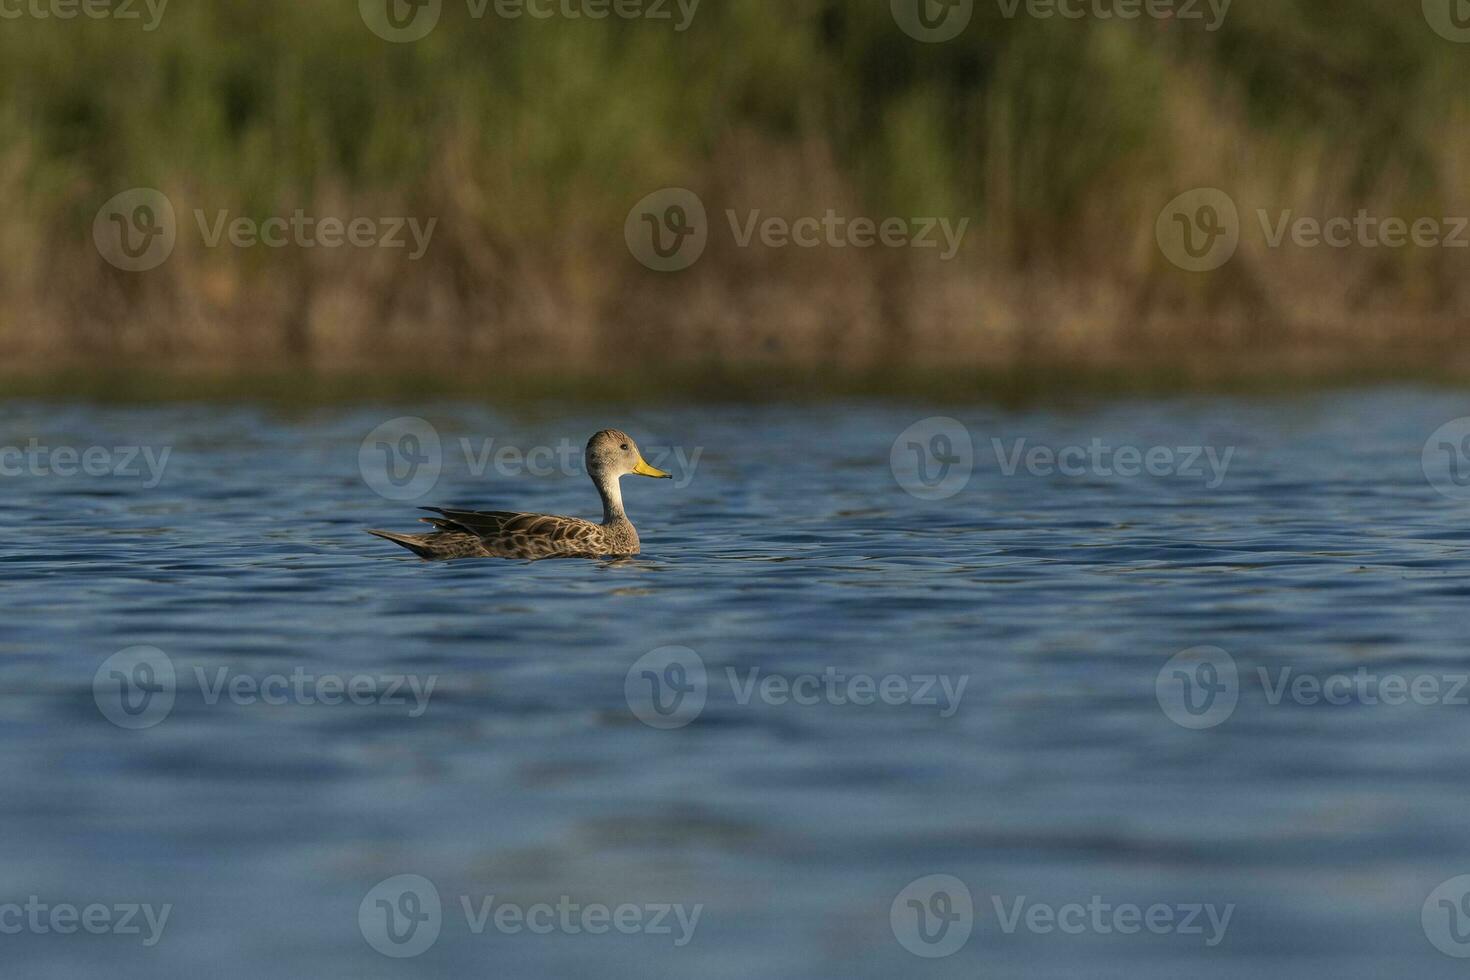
<box><xmin>418</xmin><ymin>507</ymin><xmax>530</xmax><ymax>536</ymax></box>
<box><xmin>418</xmin><ymin>507</ymin><xmax>604</xmax><ymax>553</ymax></box>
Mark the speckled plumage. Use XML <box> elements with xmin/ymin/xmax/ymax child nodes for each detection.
<box><xmin>368</xmin><ymin>429</ymin><xmax>671</xmax><ymax>561</ymax></box>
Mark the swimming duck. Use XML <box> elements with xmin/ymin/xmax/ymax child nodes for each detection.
<box><xmin>368</xmin><ymin>429</ymin><xmax>672</xmax><ymax>560</ymax></box>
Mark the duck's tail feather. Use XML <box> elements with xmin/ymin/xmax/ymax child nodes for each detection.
<box><xmin>366</xmin><ymin>529</ymin><xmax>435</xmax><ymax>559</ymax></box>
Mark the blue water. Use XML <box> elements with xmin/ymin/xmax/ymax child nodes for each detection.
<box><xmin>5</xmin><ymin>388</ymin><xmax>1470</xmax><ymax>977</ymax></box>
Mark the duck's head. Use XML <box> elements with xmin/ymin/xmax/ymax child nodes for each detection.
<box><xmin>587</xmin><ymin>429</ymin><xmax>671</xmax><ymax>482</ymax></box>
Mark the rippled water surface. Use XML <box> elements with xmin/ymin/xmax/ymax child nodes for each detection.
<box><xmin>6</xmin><ymin>388</ymin><xmax>1470</xmax><ymax>977</ymax></box>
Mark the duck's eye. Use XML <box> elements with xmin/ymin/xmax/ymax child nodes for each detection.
<box><xmin>620</xmin><ymin>444</ymin><xmax>629</xmax><ymax>451</ymax></box>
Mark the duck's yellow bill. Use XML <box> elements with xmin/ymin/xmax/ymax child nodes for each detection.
<box><xmin>633</xmin><ymin>458</ymin><xmax>672</xmax><ymax>479</ymax></box>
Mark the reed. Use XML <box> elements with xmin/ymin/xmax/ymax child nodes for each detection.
<box><xmin>1</xmin><ymin>0</ymin><xmax>1467</xmax><ymax>382</ymax></box>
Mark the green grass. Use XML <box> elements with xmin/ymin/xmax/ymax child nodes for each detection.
<box><xmin>1</xmin><ymin>0</ymin><xmax>1468</xmax><ymax>378</ymax></box>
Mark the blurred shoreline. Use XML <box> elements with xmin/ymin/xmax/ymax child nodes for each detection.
<box><xmin>6</xmin><ymin>351</ymin><xmax>1468</xmax><ymax>404</ymax></box>
<box><xmin>4</xmin><ymin>3</ymin><xmax>1469</xmax><ymax>384</ymax></box>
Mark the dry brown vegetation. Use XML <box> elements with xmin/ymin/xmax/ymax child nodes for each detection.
<box><xmin>2</xmin><ymin>1</ymin><xmax>1469</xmax><ymax>391</ymax></box>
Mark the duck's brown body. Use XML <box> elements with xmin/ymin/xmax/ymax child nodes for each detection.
<box><xmin>369</xmin><ymin>508</ymin><xmax>641</xmax><ymax>560</ymax></box>
<box><xmin>367</xmin><ymin>429</ymin><xmax>669</xmax><ymax>561</ymax></box>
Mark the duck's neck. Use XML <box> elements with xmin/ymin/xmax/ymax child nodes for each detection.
<box><xmin>595</xmin><ymin>471</ymin><xmax>627</xmax><ymax>524</ymax></box>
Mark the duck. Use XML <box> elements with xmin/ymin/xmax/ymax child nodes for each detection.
<box><xmin>368</xmin><ymin>429</ymin><xmax>672</xmax><ymax>560</ymax></box>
